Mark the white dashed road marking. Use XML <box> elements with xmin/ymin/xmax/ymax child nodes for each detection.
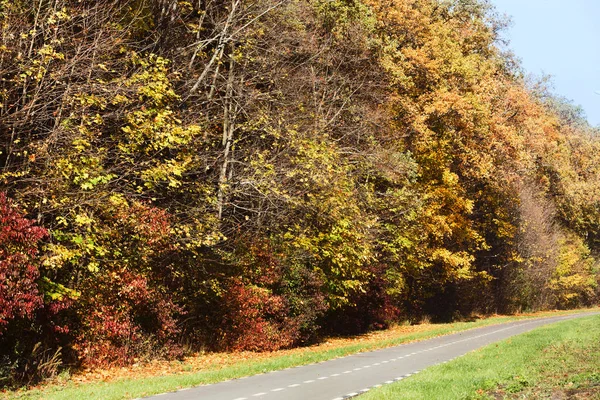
<box><xmin>146</xmin><ymin>315</ymin><xmax>591</xmax><ymax>400</ymax></box>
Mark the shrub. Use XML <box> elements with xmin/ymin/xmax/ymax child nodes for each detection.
<box><xmin>217</xmin><ymin>239</ymin><xmax>327</xmax><ymax>351</ymax></box>
<box><xmin>72</xmin><ymin>202</ymin><xmax>185</xmax><ymax>367</ymax></box>
<box><xmin>0</xmin><ymin>193</ymin><xmax>69</xmax><ymax>387</ymax></box>
<box><xmin>0</xmin><ymin>193</ymin><xmax>47</xmax><ymax>332</ymax></box>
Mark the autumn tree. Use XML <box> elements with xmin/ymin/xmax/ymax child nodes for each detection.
<box><xmin>0</xmin><ymin>0</ymin><xmax>598</xmax><ymax>384</ymax></box>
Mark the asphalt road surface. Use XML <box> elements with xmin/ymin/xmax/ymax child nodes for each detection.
<box><xmin>142</xmin><ymin>312</ymin><xmax>598</xmax><ymax>400</ymax></box>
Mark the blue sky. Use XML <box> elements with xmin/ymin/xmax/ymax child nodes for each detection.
<box><xmin>491</xmin><ymin>0</ymin><xmax>600</xmax><ymax>126</ymax></box>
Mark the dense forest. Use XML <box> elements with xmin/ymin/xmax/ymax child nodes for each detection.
<box><xmin>1</xmin><ymin>0</ymin><xmax>599</xmax><ymax>386</ymax></box>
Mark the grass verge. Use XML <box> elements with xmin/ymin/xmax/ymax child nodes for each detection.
<box><xmin>2</xmin><ymin>308</ymin><xmax>598</xmax><ymax>400</ymax></box>
<box><xmin>359</xmin><ymin>314</ymin><xmax>600</xmax><ymax>400</ymax></box>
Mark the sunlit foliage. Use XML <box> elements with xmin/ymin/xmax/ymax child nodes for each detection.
<box><xmin>0</xmin><ymin>0</ymin><xmax>598</xmax><ymax>386</ymax></box>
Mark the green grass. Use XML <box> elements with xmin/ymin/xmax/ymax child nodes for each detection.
<box><xmin>360</xmin><ymin>314</ymin><xmax>600</xmax><ymax>400</ymax></box>
<box><xmin>2</xmin><ymin>309</ymin><xmax>598</xmax><ymax>400</ymax></box>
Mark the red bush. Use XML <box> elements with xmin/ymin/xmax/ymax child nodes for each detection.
<box><xmin>216</xmin><ymin>239</ymin><xmax>327</xmax><ymax>352</ymax></box>
<box><xmin>219</xmin><ymin>279</ymin><xmax>297</xmax><ymax>352</ymax></box>
<box><xmin>76</xmin><ymin>269</ymin><xmax>185</xmax><ymax>367</ymax></box>
<box><xmin>73</xmin><ymin>203</ymin><xmax>183</xmax><ymax>367</ymax></box>
<box><xmin>0</xmin><ymin>193</ymin><xmax>47</xmax><ymax>333</ymax></box>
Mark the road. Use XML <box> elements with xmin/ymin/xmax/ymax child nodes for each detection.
<box><xmin>141</xmin><ymin>312</ymin><xmax>597</xmax><ymax>400</ymax></box>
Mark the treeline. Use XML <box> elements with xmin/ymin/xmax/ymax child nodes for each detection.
<box><xmin>1</xmin><ymin>0</ymin><xmax>599</xmax><ymax>386</ymax></box>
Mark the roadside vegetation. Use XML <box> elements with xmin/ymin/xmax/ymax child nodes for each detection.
<box><xmin>3</xmin><ymin>309</ymin><xmax>598</xmax><ymax>400</ymax></box>
<box><xmin>1</xmin><ymin>0</ymin><xmax>599</xmax><ymax>391</ymax></box>
<box><xmin>359</xmin><ymin>314</ymin><xmax>600</xmax><ymax>400</ymax></box>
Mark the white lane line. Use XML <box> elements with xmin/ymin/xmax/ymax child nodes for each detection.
<box><xmin>314</xmin><ymin>318</ymin><xmax>573</xmax><ymax>399</ymax></box>
<box><xmin>252</xmin><ymin>393</ymin><xmax>266</xmax><ymax>397</ymax></box>
<box><xmin>245</xmin><ymin>319</ymin><xmax>549</xmax><ymax>400</ymax></box>
<box><xmin>318</xmin><ymin>376</ymin><xmax>329</xmax><ymax>380</ymax></box>
<box><xmin>303</xmin><ymin>380</ymin><xmax>315</xmax><ymax>383</ymax></box>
